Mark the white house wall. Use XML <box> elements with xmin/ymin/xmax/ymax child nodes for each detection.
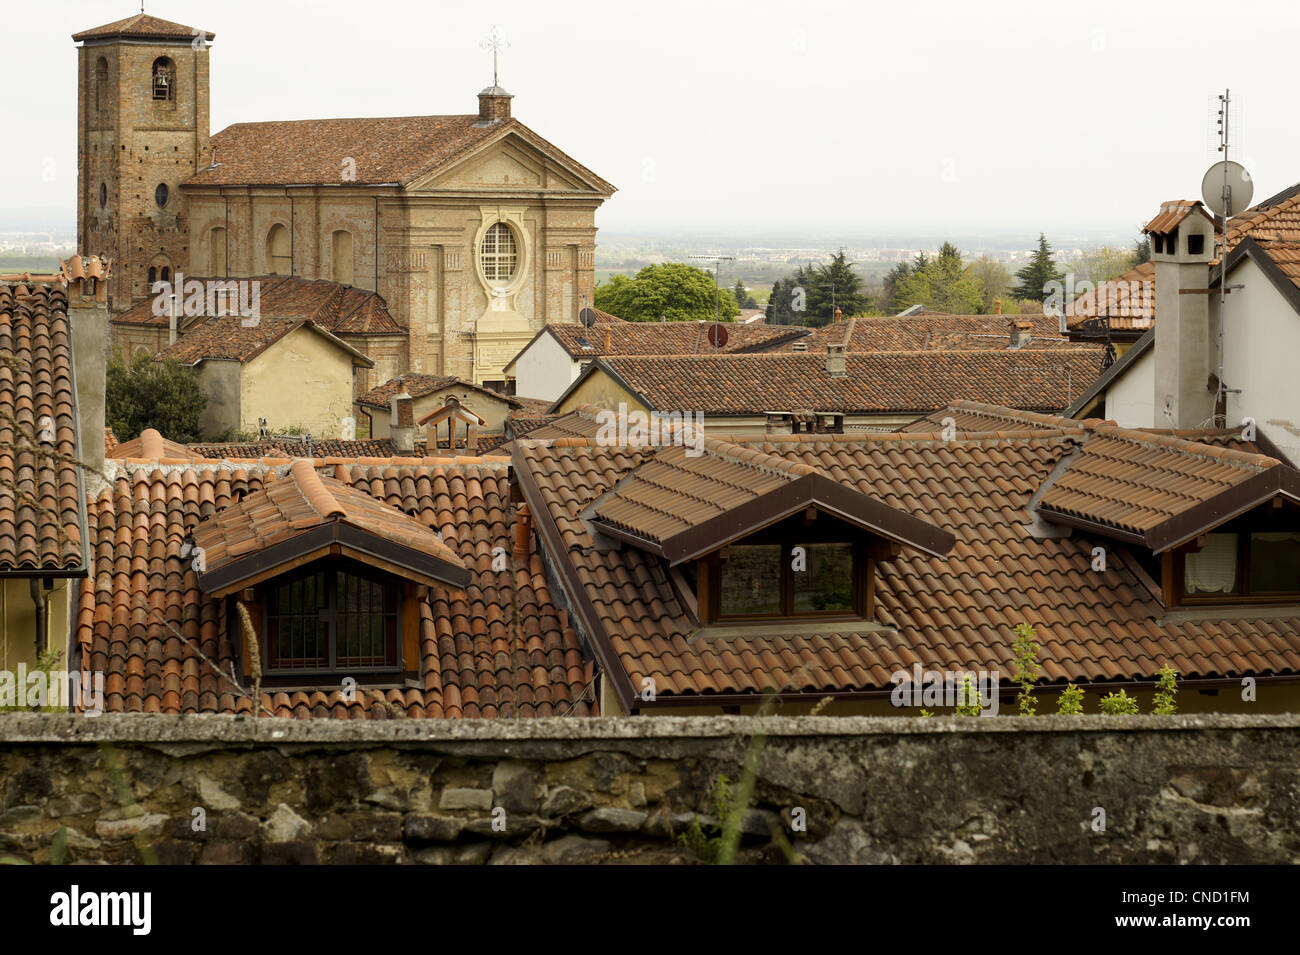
<box><xmin>513</xmin><ymin>332</ymin><xmax>583</xmax><ymax>402</ymax></box>
<box><xmin>1104</xmin><ymin>346</ymin><xmax>1156</xmax><ymax>428</ymax></box>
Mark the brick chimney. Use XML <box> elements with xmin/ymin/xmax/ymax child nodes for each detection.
<box><xmin>1009</xmin><ymin>319</ymin><xmax>1032</xmax><ymax>349</ymax></box>
<box><xmin>390</xmin><ymin>390</ymin><xmax>415</xmax><ymax>454</ymax></box>
<box><xmin>61</xmin><ymin>255</ymin><xmax>111</xmax><ymax>479</ymax></box>
<box><xmin>1147</xmin><ymin>200</ymin><xmax>1217</xmax><ymax>427</ymax></box>
<box><xmin>476</xmin><ymin>85</ymin><xmax>513</xmax><ymax>125</ymax></box>
<box><xmin>825</xmin><ymin>342</ymin><xmax>847</xmax><ymax>378</ymax></box>
<box><xmin>603</xmin><ymin>325</ymin><xmax>612</xmax><ymax>351</ymax></box>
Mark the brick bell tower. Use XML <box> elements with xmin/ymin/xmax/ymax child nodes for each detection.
<box><xmin>73</xmin><ymin>12</ymin><xmax>214</xmax><ymax>312</ymax></box>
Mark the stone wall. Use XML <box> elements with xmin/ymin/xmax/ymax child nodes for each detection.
<box><xmin>1</xmin><ymin>714</ymin><xmax>1297</xmax><ymax>865</ymax></box>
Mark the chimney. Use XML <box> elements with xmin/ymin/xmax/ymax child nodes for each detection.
<box><xmin>476</xmin><ymin>85</ymin><xmax>513</xmax><ymax>125</ymax></box>
<box><xmin>834</xmin><ymin>306</ymin><xmax>843</xmax><ymax>324</ymax></box>
<box><xmin>390</xmin><ymin>390</ymin><xmax>415</xmax><ymax>454</ymax></box>
<box><xmin>1009</xmin><ymin>319</ymin><xmax>1031</xmax><ymax>349</ymax></box>
<box><xmin>513</xmin><ymin>503</ymin><xmax>532</xmax><ymax>561</ymax></box>
<box><xmin>994</xmin><ymin>298</ymin><xmax>1002</xmax><ymax>315</ymax></box>
<box><xmin>603</xmin><ymin>325</ymin><xmax>612</xmax><ymax>351</ymax></box>
<box><xmin>825</xmin><ymin>342</ymin><xmax>847</xmax><ymax>378</ymax></box>
<box><xmin>61</xmin><ymin>255</ymin><xmax>111</xmax><ymax>479</ymax></box>
<box><xmin>1147</xmin><ymin>200</ymin><xmax>1216</xmax><ymax>427</ymax></box>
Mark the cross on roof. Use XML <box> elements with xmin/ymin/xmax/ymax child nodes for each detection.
<box><xmin>481</xmin><ymin>26</ymin><xmax>509</xmax><ymax>87</ymax></box>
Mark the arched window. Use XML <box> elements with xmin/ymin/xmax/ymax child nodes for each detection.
<box><xmin>94</xmin><ymin>57</ymin><xmax>108</xmax><ymax>112</ymax></box>
<box><xmin>161</xmin><ymin>266</ymin><xmax>170</xmax><ymax>283</ymax></box>
<box><xmin>209</xmin><ymin>227</ymin><xmax>227</xmax><ymax>275</ymax></box>
<box><xmin>148</xmin><ymin>266</ymin><xmax>157</xmax><ymax>285</ymax></box>
<box><xmin>266</xmin><ymin>224</ymin><xmax>291</xmax><ymax>275</ymax></box>
<box><xmin>331</xmin><ymin>230</ymin><xmax>354</xmax><ymax>285</ymax></box>
<box><xmin>480</xmin><ymin>222</ymin><xmax>518</xmax><ymax>283</ymax></box>
<box><xmin>148</xmin><ymin>255</ymin><xmax>172</xmax><ymax>288</ymax></box>
<box><xmin>151</xmin><ymin>57</ymin><xmax>174</xmax><ymax>102</ymax></box>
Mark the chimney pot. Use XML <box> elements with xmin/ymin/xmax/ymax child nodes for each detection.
<box><xmin>390</xmin><ymin>390</ymin><xmax>415</xmax><ymax>454</ymax></box>
<box><xmin>603</xmin><ymin>326</ymin><xmax>612</xmax><ymax>351</ymax></box>
<box><xmin>1009</xmin><ymin>320</ymin><xmax>1031</xmax><ymax>348</ymax></box>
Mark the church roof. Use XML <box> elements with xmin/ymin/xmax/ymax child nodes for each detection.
<box><xmin>72</xmin><ymin>13</ymin><xmax>214</xmax><ymax>42</ymax></box>
<box><xmin>184</xmin><ymin>115</ymin><xmax>615</xmax><ymax>193</ymax></box>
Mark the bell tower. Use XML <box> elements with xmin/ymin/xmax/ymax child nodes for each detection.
<box><xmin>73</xmin><ymin>12</ymin><xmax>214</xmax><ymax>311</ymax></box>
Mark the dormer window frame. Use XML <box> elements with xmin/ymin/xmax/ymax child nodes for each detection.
<box><xmin>1166</xmin><ymin>506</ymin><xmax>1300</xmax><ymax>606</ymax></box>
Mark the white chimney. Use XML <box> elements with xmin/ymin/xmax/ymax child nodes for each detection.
<box><xmin>825</xmin><ymin>342</ymin><xmax>847</xmax><ymax>378</ymax></box>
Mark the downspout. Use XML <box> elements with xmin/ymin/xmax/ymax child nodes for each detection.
<box><xmin>222</xmin><ymin>188</ymin><xmax>230</xmax><ymax>279</ymax></box>
<box><xmin>374</xmin><ymin>196</ymin><xmax>380</xmax><ymax>292</ymax></box>
<box><xmin>287</xmin><ymin>187</ymin><xmax>295</xmax><ymax>276</ymax></box>
<box><xmin>30</xmin><ymin>578</ymin><xmax>48</xmax><ymax>655</ymax></box>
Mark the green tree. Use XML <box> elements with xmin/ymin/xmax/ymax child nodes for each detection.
<box><xmin>1131</xmin><ymin>231</ymin><xmax>1151</xmax><ymax>267</ymax></box>
<box><xmin>106</xmin><ymin>351</ymin><xmax>207</xmax><ymax>443</ymax></box>
<box><xmin>1011</xmin><ymin>622</ymin><xmax>1041</xmax><ymax>716</ymax></box>
<box><xmin>593</xmin><ymin>263</ymin><xmax>740</xmax><ymax>323</ymax></box>
<box><xmin>891</xmin><ymin>242</ymin><xmax>983</xmax><ymax>314</ymax></box>
<box><xmin>732</xmin><ymin>280</ymin><xmax>757</xmax><ymax>309</ymax></box>
<box><xmin>801</xmin><ymin>250</ymin><xmax>868</xmax><ymax>326</ymax></box>
<box><xmin>1078</xmin><ymin>246</ymin><xmax>1134</xmax><ymax>284</ymax></box>
<box><xmin>1098</xmin><ymin>689</ymin><xmax>1140</xmax><ymax>716</ymax></box>
<box><xmin>966</xmin><ymin>255</ymin><xmax>1012</xmax><ymax>313</ymax></box>
<box><xmin>1152</xmin><ymin>665</ymin><xmax>1179</xmax><ymax>715</ymax></box>
<box><xmin>1013</xmin><ymin>233</ymin><xmax>1065</xmax><ymax>303</ymax></box>
<box><xmin>879</xmin><ymin>260</ymin><xmax>912</xmax><ymax>313</ymax></box>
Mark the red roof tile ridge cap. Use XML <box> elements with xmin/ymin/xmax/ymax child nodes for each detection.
<box><xmin>948</xmin><ymin>400</ymin><xmax>1087</xmax><ymax>430</ymax></box>
<box><xmin>289</xmin><ymin>459</ymin><xmax>345</xmax><ymax>518</ymax></box>
<box><xmin>138</xmin><ymin>429</ymin><xmax>164</xmax><ymax>459</ymax></box>
<box><xmin>698</xmin><ymin>437</ymin><xmax>820</xmax><ymax>478</ymax></box>
<box><xmin>1092</xmin><ymin>424</ymin><xmax>1279</xmax><ymax>469</ymax></box>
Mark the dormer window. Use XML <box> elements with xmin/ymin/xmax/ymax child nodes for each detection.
<box><xmin>715</xmin><ymin>541</ymin><xmax>857</xmax><ymax>619</ymax></box>
<box><xmin>1176</xmin><ymin>525</ymin><xmax>1300</xmax><ymax>602</ymax></box>
<box><xmin>152</xmin><ymin>58</ymin><xmax>174</xmax><ymax>102</ymax></box>
<box><xmin>263</xmin><ymin>561</ymin><xmax>401</xmax><ymax>674</ymax></box>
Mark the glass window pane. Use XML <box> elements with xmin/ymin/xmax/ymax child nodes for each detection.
<box><xmin>720</xmin><ymin>545</ymin><xmax>782</xmax><ymax>616</ymax></box>
<box><xmin>1250</xmin><ymin>532</ymin><xmax>1300</xmax><ymax>594</ymax></box>
<box><xmin>1184</xmin><ymin>533</ymin><xmax>1239</xmax><ymax>594</ymax></box>
<box><xmin>793</xmin><ymin>543</ymin><xmax>854</xmax><ymax>612</ymax></box>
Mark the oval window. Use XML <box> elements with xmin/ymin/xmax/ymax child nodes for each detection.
<box><xmin>99</xmin><ymin>183</ymin><xmax>107</xmax><ymax>208</ymax></box>
<box><xmin>479</xmin><ymin>222</ymin><xmax>518</xmax><ymax>283</ymax></box>
<box><xmin>155</xmin><ymin>183</ymin><xmax>169</xmax><ymax>208</ymax></box>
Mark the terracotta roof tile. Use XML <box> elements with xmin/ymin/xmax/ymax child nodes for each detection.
<box><xmin>777</xmin><ymin>313</ymin><xmax>1077</xmax><ymax>352</ymax></box>
<box><xmin>72</xmin><ymin>13</ymin><xmax>213</xmax><ymax>42</ymax></box>
<box><xmin>152</xmin><ymin>315</ymin><xmax>370</xmax><ymax>366</ymax></box>
<box><xmin>544</xmin><ymin>318</ymin><xmax>807</xmax><ymax>359</ymax></box>
<box><xmin>355</xmin><ymin>373</ymin><xmax>521</xmax><ymax>410</ymax></box>
<box><xmin>0</xmin><ymin>284</ymin><xmax>85</xmax><ymax>571</ymax></box>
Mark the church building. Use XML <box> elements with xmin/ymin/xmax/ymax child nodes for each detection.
<box><xmin>73</xmin><ymin>12</ymin><xmax>615</xmax><ymax>389</ymax></box>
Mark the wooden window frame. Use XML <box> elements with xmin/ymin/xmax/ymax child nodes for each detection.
<box><xmin>257</xmin><ymin>559</ymin><xmax>405</xmax><ymax>683</ymax></box>
<box><xmin>697</xmin><ymin>538</ymin><xmax>870</xmax><ymax>625</ymax></box>
<box><xmin>1170</xmin><ymin>515</ymin><xmax>1300</xmax><ymax>606</ymax></box>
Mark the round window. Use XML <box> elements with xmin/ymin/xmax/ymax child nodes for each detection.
<box><xmin>155</xmin><ymin>183</ymin><xmax>169</xmax><ymax>208</ymax></box>
<box><xmin>479</xmin><ymin>222</ymin><xmax>518</xmax><ymax>284</ymax></box>
<box><xmin>99</xmin><ymin>183</ymin><xmax>107</xmax><ymax>208</ymax></box>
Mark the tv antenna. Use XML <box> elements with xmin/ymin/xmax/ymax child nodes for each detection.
<box><xmin>688</xmin><ymin>253</ymin><xmax>735</xmax><ymax>351</ymax></box>
<box><xmin>1200</xmin><ymin>89</ymin><xmax>1252</xmax><ymax>425</ymax></box>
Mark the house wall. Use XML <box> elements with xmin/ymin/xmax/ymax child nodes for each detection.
<box><xmin>1219</xmin><ymin>257</ymin><xmax>1300</xmax><ymax>465</ymax></box>
<box><xmin>555</xmin><ymin>370</ymin><xmax>646</xmax><ymax>416</ymax></box>
<box><xmin>1</xmin><ymin>712</ymin><xmax>1298</xmax><ymax>864</ymax></box>
<box><xmin>1104</xmin><ymin>346</ymin><xmax>1156</xmax><ymax>428</ymax></box>
<box><xmin>509</xmin><ymin>331</ymin><xmax>581</xmax><ymax>402</ymax></box>
<box><xmin>241</xmin><ymin>327</ymin><xmax>359</xmax><ymax>438</ymax></box>
<box><xmin>195</xmin><ymin>360</ymin><xmax>242</xmax><ymax>439</ymax></box>
<box><xmin>0</xmin><ymin>580</ymin><xmax>72</xmax><ymax>676</ymax></box>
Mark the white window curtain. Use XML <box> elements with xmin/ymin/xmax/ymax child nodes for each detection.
<box><xmin>1185</xmin><ymin>533</ymin><xmax>1238</xmax><ymax>594</ymax></box>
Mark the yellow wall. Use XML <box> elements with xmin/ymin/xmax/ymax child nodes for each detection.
<box><xmin>370</xmin><ymin>385</ymin><xmax>515</xmax><ymax>438</ymax></box>
<box><xmin>1</xmin><ymin>579</ymin><xmax>72</xmax><ymax>673</ymax></box>
<box><xmin>242</xmin><ymin>326</ymin><xmax>360</xmax><ymax>438</ymax></box>
<box><xmin>556</xmin><ymin>370</ymin><xmax>646</xmax><ymax>415</ymax></box>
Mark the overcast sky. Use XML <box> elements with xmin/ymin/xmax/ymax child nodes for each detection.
<box><xmin>5</xmin><ymin>0</ymin><xmax>1298</xmax><ymax>242</ymax></box>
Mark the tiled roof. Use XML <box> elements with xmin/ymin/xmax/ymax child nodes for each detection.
<box><xmin>109</xmin><ymin>428</ymin><xmax>191</xmax><ymax>460</ymax></box>
<box><xmin>777</xmin><ymin>313</ymin><xmax>1075</xmax><ymax>352</ymax></box>
<box><xmin>154</xmin><ymin>315</ymin><xmax>370</xmax><ymax>366</ymax></box>
<box><xmin>185</xmin><ymin>117</ymin><xmax>616</xmax><ymax>193</ymax></box>
<box><xmin>1144</xmin><ymin>199</ymin><xmax>1215</xmax><ymax>235</ymax></box>
<box><xmin>587</xmin><ymin>350</ymin><xmax>1106</xmax><ymax>415</ymax></box>
<box><xmin>104</xmin><ymin>428</ymin><xmax>118</xmax><ymax>456</ymax></box>
<box><xmin>1035</xmin><ymin>426</ymin><xmax>1293</xmax><ymax>550</ymax></box>
<box><xmin>113</xmin><ymin>276</ymin><xmax>403</xmax><ymax>336</ymax></box>
<box><xmin>72</xmin><ymin>13</ymin><xmax>212</xmax><ymax>42</ymax></box>
<box><xmin>901</xmin><ymin>400</ymin><xmax>1091</xmax><ymax>435</ymax></box>
<box><xmin>514</xmin><ymin>419</ymin><xmax>1300</xmax><ymax>706</ymax></box>
<box><xmin>0</xmin><ymin>284</ymin><xmax>86</xmax><ymax>572</ymax></box>
<box><xmin>544</xmin><ymin>319</ymin><xmax>807</xmax><ymax>360</ymax></box>
<box><xmin>1069</xmin><ymin>188</ymin><xmax>1300</xmax><ymax>333</ymax></box>
<box><xmin>78</xmin><ymin>459</ymin><xmax>594</xmax><ymax>718</ymax></box>
<box><xmin>355</xmin><ymin>373</ymin><xmax>520</xmax><ymax>410</ymax></box>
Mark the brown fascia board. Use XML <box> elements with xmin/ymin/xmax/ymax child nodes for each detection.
<box><xmin>653</xmin><ymin>472</ymin><xmax>955</xmax><ymax>566</ymax></box>
<box><xmin>198</xmin><ymin>520</ymin><xmax>469</xmax><ymax>596</ymax></box>
<box><xmin>509</xmin><ymin>443</ymin><xmax>640</xmax><ymax>714</ymax></box>
<box><xmin>1144</xmin><ymin>466</ymin><xmax>1300</xmax><ymax>554</ymax></box>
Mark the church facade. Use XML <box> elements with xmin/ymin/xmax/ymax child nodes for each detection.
<box><xmin>73</xmin><ymin>12</ymin><xmax>615</xmax><ymax>389</ymax></box>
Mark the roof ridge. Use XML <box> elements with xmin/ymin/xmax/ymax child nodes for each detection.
<box><xmin>698</xmin><ymin>437</ymin><xmax>820</xmax><ymax>478</ymax></box>
<box><xmin>289</xmin><ymin>459</ymin><xmax>345</xmax><ymax>518</ymax></box>
<box><xmin>1093</xmin><ymin>424</ymin><xmax>1280</xmax><ymax>469</ymax></box>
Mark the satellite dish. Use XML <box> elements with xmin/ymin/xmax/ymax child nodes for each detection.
<box><xmin>579</xmin><ymin>307</ymin><xmax>596</xmax><ymax>328</ymax></box>
<box><xmin>707</xmin><ymin>323</ymin><xmax>728</xmax><ymax>348</ymax></box>
<box><xmin>1201</xmin><ymin>160</ymin><xmax>1254</xmax><ymax>218</ymax></box>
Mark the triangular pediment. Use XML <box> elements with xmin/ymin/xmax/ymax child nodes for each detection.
<box><xmin>406</xmin><ymin>126</ymin><xmax>614</xmax><ymax>195</ymax></box>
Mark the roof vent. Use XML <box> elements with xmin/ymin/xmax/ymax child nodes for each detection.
<box><xmin>791</xmin><ymin>341</ymin><xmax>808</xmax><ymax>353</ymax></box>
